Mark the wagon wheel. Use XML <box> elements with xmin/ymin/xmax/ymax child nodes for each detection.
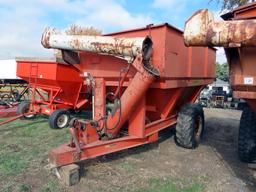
<box><xmin>16</xmin><ymin>101</ymin><xmax>36</xmax><ymax>119</ymax></box>
<box><xmin>49</xmin><ymin>109</ymin><xmax>70</xmax><ymax>129</ymax></box>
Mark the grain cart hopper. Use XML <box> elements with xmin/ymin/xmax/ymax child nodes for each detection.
<box><xmin>184</xmin><ymin>3</ymin><xmax>256</xmax><ymax>163</ymax></box>
<box><xmin>15</xmin><ymin>58</ymin><xmax>90</xmax><ymax>129</ymax></box>
<box><xmin>41</xmin><ymin>24</ymin><xmax>216</xmax><ymax>185</ymax></box>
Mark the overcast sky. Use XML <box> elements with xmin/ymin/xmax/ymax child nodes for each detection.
<box><xmin>0</xmin><ymin>0</ymin><xmax>227</xmax><ymax>63</ymax></box>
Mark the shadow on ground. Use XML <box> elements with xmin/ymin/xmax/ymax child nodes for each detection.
<box><xmin>77</xmin><ymin>109</ymin><xmax>256</xmax><ymax>191</ymax></box>
<box><xmin>202</xmin><ymin>111</ymin><xmax>256</xmax><ymax>190</ymax></box>
<box><xmin>78</xmin><ymin>127</ymin><xmax>175</xmax><ymax>178</ymax></box>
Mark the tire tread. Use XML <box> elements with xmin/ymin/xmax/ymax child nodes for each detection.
<box><xmin>238</xmin><ymin>105</ymin><xmax>256</xmax><ymax>163</ymax></box>
<box><xmin>175</xmin><ymin>104</ymin><xmax>204</xmax><ymax>149</ymax></box>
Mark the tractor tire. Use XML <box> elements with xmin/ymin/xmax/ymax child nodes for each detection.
<box><xmin>238</xmin><ymin>105</ymin><xmax>256</xmax><ymax>163</ymax></box>
<box><xmin>16</xmin><ymin>101</ymin><xmax>36</xmax><ymax>119</ymax></box>
<box><xmin>175</xmin><ymin>104</ymin><xmax>205</xmax><ymax>149</ymax></box>
<box><xmin>49</xmin><ymin>109</ymin><xmax>70</xmax><ymax>129</ymax></box>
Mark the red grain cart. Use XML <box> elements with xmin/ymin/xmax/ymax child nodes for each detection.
<box><xmin>16</xmin><ymin>58</ymin><xmax>90</xmax><ymax>129</ymax></box>
<box><xmin>41</xmin><ymin>24</ymin><xmax>215</xmax><ymax>185</ymax></box>
<box><xmin>184</xmin><ymin>3</ymin><xmax>256</xmax><ymax>163</ymax></box>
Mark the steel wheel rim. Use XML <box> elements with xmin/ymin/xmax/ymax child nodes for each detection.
<box><xmin>23</xmin><ymin>105</ymin><xmax>34</xmax><ymax>118</ymax></box>
<box><xmin>57</xmin><ymin>114</ymin><xmax>68</xmax><ymax>128</ymax></box>
<box><xmin>24</xmin><ymin>114</ymin><xmax>34</xmax><ymax>118</ymax></box>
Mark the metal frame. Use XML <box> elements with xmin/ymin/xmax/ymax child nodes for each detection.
<box><xmin>49</xmin><ymin>55</ymin><xmax>203</xmax><ymax>167</ymax></box>
<box><xmin>28</xmin><ymin>82</ymin><xmax>87</xmax><ymax>115</ymax></box>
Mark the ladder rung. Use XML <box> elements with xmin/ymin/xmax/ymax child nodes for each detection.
<box><xmin>29</xmin><ymin>63</ymin><xmax>38</xmax><ymax>84</ymax></box>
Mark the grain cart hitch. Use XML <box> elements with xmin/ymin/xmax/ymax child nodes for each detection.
<box><xmin>41</xmin><ymin>24</ymin><xmax>216</xmax><ymax>185</ymax></box>
<box><xmin>0</xmin><ymin>111</ymin><xmax>37</xmax><ymax>126</ymax></box>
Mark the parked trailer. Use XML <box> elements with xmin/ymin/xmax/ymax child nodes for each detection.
<box><xmin>184</xmin><ymin>2</ymin><xmax>256</xmax><ymax>163</ymax></box>
<box><xmin>41</xmin><ymin>23</ymin><xmax>216</xmax><ymax>185</ymax></box>
<box><xmin>0</xmin><ymin>59</ymin><xmax>29</xmax><ymax>118</ymax></box>
<box><xmin>15</xmin><ymin>58</ymin><xmax>90</xmax><ymax>129</ymax></box>
<box><xmin>0</xmin><ymin>83</ymin><xmax>28</xmax><ymax>103</ymax></box>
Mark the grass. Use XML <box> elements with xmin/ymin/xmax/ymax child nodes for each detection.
<box><xmin>39</xmin><ymin>179</ymin><xmax>61</xmax><ymax>192</ymax></box>
<box><xmin>1</xmin><ymin>179</ymin><xmax>62</xmax><ymax>192</ymax></box>
<box><xmin>117</xmin><ymin>162</ymin><xmax>135</xmax><ymax>172</ymax></box>
<box><xmin>0</xmin><ymin>116</ymin><xmax>207</xmax><ymax>192</ymax></box>
<box><xmin>0</xmin><ymin>116</ymin><xmax>70</xmax><ymax>191</ymax></box>
<box><xmin>0</xmin><ymin>152</ymin><xmax>27</xmax><ymax>176</ymax></box>
<box><xmin>1</xmin><ymin>182</ymin><xmax>31</xmax><ymax>192</ymax></box>
<box><xmin>136</xmin><ymin>178</ymin><xmax>205</xmax><ymax>192</ymax></box>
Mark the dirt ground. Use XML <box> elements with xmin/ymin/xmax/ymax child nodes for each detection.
<box><xmin>0</xmin><ymin>108</ymin><xmax>256</xmax><ymax>192</ymax></box>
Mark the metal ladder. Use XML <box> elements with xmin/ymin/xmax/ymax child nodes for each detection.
<box><xmin>29</xmin><ymin>63</ymin><xmax>39</xmax><ymax>103</ymax></box>
<box><xmin>29</xmin><ymin>63</ymin><xmax>39</xmax><ymax>84</ymax></box>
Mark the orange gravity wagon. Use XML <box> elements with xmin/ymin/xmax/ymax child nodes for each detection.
<box><xmin>40</xmin><ymin>23</ymin><xmax>216</xmax><ymax>185</ymax></box>
<box><xmin>16</xmin><ymin>58</ymin><xmax>90</xmax><ymax>129</ymax></box>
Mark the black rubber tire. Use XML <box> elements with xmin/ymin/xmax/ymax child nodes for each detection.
<box><xmin>175</xmin><ymin>104</ymin><xmax>205</xmax><ymax>149</ymax></box>
<box><xmin>16</xmin><ymin>101</ymin><xmax>36</xmax><ymax>119</ymax></box>
<box><xmin>49</xmin><ymin>109</ymin><xmax>70</xmax><ymax>129</ymax></box>
<box><xmin>238</xmin><ymin>105</ymin><xmax>256</xmax><ymax>163</ymax></box>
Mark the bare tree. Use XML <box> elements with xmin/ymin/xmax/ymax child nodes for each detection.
<box><xmin>65</xmin><ymin>24</ymin><xmax>102</xmax><ymax>36</ymax></box>
<box><xmin>210</xmin><ymin>0</ymin><xmax>255</xmax><ymax>10</ymax></box>
<box><xmin>55</xmin><ymin>25</ymin><xmax>102</xmax><ymax>58</ymax></box>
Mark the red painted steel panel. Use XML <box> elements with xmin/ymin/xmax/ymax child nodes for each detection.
<box><xmin>222</xmin><ymin>3</ymin><xmax>256</xmax><ymax>111</ymax></box>
<box><xmin>16</xmin><ymin>61</ymin><xmax>84</xmax><ymax>106</ymax></box>
<box><xmin>105</xmin><ymin>24</ymin><xmax>215</xmax><ymax>80</ymax></box>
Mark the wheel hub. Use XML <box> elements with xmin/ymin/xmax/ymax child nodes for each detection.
<box><xmin>57</xmin><ymin>114</ymin><xmax>68</xmax><ymax>128</ymax></box>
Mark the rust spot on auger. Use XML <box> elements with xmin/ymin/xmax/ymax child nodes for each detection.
<box><xmin>90</xmin><ymin>41</ymin><xmax>136</xmax><ymax>56</ymax></box>
<box><xmin>70</xmin><ymin>38</ymin><xmax>82</xmax><ymax>50</ymax></box>
<box><xmin>41</xmin><ymin>28</ymin><xmax>51</xmax><ymax>48</ymax></box>
<box><xmin>184</xmin><ymin>9</ymin><xmax>256</xmax><ymax>47</ymax></box>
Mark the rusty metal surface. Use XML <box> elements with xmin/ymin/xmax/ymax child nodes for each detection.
<box><xmin>184</xmin><ymin>9</ymin><xmax>256</xmax><ymax>47</ymax></box>
<box><xmin>41</xmin><ymin>27</ymin><xmax>152</xmax><ymax>62</ymax></box>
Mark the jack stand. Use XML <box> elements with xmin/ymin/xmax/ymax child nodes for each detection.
<box><xmin>54</xmin><ymin>164</ymin><xmax>80</xmax><ymax>186</ymax></box>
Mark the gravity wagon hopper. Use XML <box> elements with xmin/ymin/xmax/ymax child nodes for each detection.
<box><xmin>14</xmin><ymin>58</ymin><xmax>90</xmax><ymax>129</ymax></box>
<box><xmin>42</xmin><ymin>24</ymin><xmax>216</xmax><ymax>185</ymax></box>
<box><xmin>184</xmin><ymin>2</ymin><xmax>256</xmax><ymax>163</ymax></box>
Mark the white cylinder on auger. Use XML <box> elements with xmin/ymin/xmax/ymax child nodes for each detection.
<box><xmin>41</xmin><ymin>27</ymin><xmax>153</xmax><ymax>62</ymax></box>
